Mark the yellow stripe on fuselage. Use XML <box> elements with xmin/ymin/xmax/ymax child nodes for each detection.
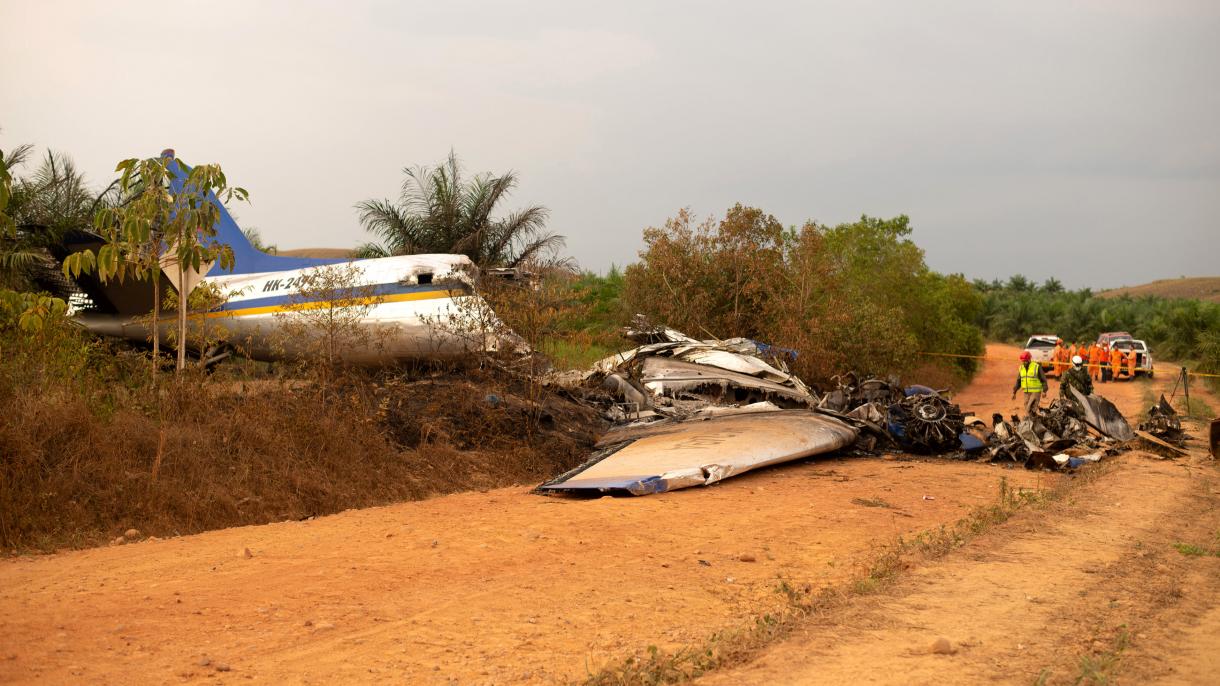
<box><xmin>198</xmin><ymin>289</ymin><xmax>463</xmax><ymax>319</ymax></box>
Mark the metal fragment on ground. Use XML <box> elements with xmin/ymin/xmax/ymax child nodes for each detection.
<box><xmin>538</xmin><ymin>410</ymin><xmax>859</xmax><ymax>495</ymax></box>
<box><xmin>1138</xmin><ymin>395</ymin><xmax>1186</xmax><ymax>447</ymax></box>
<box><xmin>1069</xmin><ymin>387</ymin><xmax>1136</xmax><ymax>442</ymax></box>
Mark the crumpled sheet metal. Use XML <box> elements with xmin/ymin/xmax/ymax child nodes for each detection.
<box><xmin>638</xmin><ymin>357</ymin><xmax>811</xmax><ymax>404</ymax></box>
<box><xmin>538</xmin><ymin>410</ymin><xmax>859</xmax><ymax>496</ymax></box>
<box><xmin>1138</xmin><ymin>395</ymin><xmax>1186</xmax><ymax>447</ymax></box>
<box><xmin>1070</xmin><ymin>387</ymin><xmax>1136</xmax><ymax>442</ymax></box>
<box><xmin>590</xmin><ymin>327</ymin><xmax>813</xmax><ymax>405</ymax></box>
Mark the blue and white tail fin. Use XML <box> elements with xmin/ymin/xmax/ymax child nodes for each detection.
<box><xmin>162</xmin><ymin>149</ymin><xmax>352</xmax><ymax>276</ymax></box>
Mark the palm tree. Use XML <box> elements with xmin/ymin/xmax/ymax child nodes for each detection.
<box><xmin>1</xmin><ymin>146</ymin><xmax>119</xmax><ymax>290</ymax></box>
<box><xmin>355</xmin><ymin>150</ymin><xmax>562</xmax><ymax>267</ymax></box>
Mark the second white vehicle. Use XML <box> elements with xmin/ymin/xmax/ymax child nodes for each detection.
<box><xmin>1023</xmin><ymin>334</ymin><xmax>1061</xmax><ymax>367</ymax></box>
<box><xmin>1113</xmin><ymin>339</ymin><xmax>1155</xmax><ymax>377</ymax></box>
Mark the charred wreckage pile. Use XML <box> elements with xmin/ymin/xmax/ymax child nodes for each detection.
<box><xmin>540</xmin><ymin>324</ymin><xmax>1154</xmax><ymax>497</ymax></box>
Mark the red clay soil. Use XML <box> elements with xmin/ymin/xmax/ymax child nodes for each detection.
<box><xmin>0</xmin><ymin>344</ymin><xmax>1215</xmax><ymax>685</ymax></box>
<box><xmin>701</xmin><ymin>344</ymin><xmax>1220</xmax><ymax>686</ymax></box>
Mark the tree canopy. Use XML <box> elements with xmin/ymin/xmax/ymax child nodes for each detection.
<box><xmin>355</xmin><ymin>150</ymin><xmax>561</xmax><ymax>268</ymax></box>
<box><xmin>622</xmin><ymin>206</ymin><xmax>983</xmax><ymax>381</ymax></box>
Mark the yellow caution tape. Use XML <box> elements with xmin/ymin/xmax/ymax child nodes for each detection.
<box><xmin>916</xmin><ymin>351</ymin><xmax>1220</xmax><ymax>379</ymax></box>
<box><xmin>916</xmin><ymin>351</ymin><xmax>989</xmax><ymax>360</ymax></box>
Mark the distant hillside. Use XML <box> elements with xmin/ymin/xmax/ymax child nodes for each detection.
<box><xmin>1098</xmin><ymin>277</ymin><xmax>1220</xmax><ymax>303</ymax></box>
<box><xmin>276</xmin><ymin>248</ymin><xmax>354</xmax><ymax>259</ymax></box>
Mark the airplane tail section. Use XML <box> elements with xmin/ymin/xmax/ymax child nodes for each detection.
<box><xmin>162</xmin><ymin>149</ymin><xmax>351</xmax><ymax>276</ymax></box>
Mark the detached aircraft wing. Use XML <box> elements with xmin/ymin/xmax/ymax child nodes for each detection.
<box><xmin>539</xmin><ymin>409</ymin><xmax>858</xmax><ymax>495</ymax></box>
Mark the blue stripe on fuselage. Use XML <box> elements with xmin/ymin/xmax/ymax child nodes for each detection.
<box><xmin>216</xmin><ymin>282</ymin><xmax>456</xmax><ymax>311</ymax></box>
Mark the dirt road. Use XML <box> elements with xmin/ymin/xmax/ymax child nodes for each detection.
<box><xmin>702</xmin><ymin>347</ymin><xmax>1220</xmax><ymax>685</ymax></box>
<box><xmin>1</xmin><ymin>345</ymin><xmax>1216</xmax><ymax>685</ymax></box>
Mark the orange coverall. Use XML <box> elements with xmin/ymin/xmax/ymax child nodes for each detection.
<box><xmin>1110</xmin><ymin>347</ymin><xmax>1123</xmax><ymax>380</ymax></box>
<box><xmin>1090</xmin><ymin>345</ymin><xmax>1104</xmax><ymax>380</ymax></box>
<box><xmin>1128</xmin><ymin>350</ymin><xmax>1137</xmax><ymax>378</ymax></box>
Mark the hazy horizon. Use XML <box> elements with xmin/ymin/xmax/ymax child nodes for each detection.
<box><xmin>2</xmin><ymin>0</ymin><xmax>1217</xmax><ymax>290</ymax></box>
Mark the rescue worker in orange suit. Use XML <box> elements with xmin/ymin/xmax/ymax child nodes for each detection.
<box><xmin>1055</xmin><ymin>341</ymin><xmax>1069</xmax><ymax>377</ymax></box>
<box><xmin>1012</xmin><ymin>350</ymin><xmax>1047</xmax><ymax>418</ymax></box>
<box><xmin>1091</xmin><ymin>343</ymin><xmax>1105</xmax><ymax>382</ymax></box>
<box><xmin>1110</xmin><ymin>344</ymin><xmax>1124</xmax><ymax>381</ymax></box>
<box><xmin>1128</xmin><ymin>348</ymin><xmax>1138</xmax><ymax>378</ymax></box>
<box><xmin>1047</xmin><ymin>341</ymin><xmax>1062</xmax><ymax>378</ymax></box>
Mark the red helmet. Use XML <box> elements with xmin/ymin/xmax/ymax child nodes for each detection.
<box><xmin>1019</xmin><ymin>351</ymin><xmax>1032</xmax><ymax>362</ymax></box>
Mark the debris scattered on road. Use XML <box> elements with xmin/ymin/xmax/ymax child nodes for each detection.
<box><xmin>540</xmin><ymin>322</ymin><xmax>857</xmax><ymax>495</ymax></box>
<box><xmin>541</xmin><ymin>322</ymin><xmax>1144</xmax><ymax>495</ymax></box>
<box><xmin>1139</xmin><ymin>395</ymin><xmax>1185</xmax><ymax>446</ymax></box>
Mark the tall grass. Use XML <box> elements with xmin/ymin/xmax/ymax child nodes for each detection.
<box><xmin>0</xmin><ymin>315</ymin><xmax>600</xmax><ymax>552</ymax></box>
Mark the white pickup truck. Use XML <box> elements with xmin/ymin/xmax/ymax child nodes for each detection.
<box><xmin>1023</xmin><ymin>335</ymin><xmax>1060</xmax><ymax>367</ymax></box>
<box><xmin>1112</xmin><ymin>339</ymin><xmax>1154</xmax><ymax>377</ymax></box>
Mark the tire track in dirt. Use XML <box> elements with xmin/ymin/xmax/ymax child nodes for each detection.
<box><xmin>699</xmin><ymin>453</ymin><xmax>1220</xmax><ymax>685</ymax></box>
<box><xmin>698</xmin><ymin>347</ymin><xmax>1220</xmax><ymax>685</ymax></box>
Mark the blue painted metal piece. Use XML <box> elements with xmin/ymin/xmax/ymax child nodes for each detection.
<box><xmin>959</xmin><ymin>432</ymin><xmax>986</xmax><ymax>452</ymax></box>
<box><xmin>750</xmin><ymin>339</ymin><xmax>799</xmax><ymax>360</ymax></box>
<box><xmin>161</xmin><ymin>150</ymin><xmax>353</xmax><ymax>276</ymax></box>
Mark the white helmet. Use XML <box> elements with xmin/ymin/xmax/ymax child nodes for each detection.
<box><xmin>1071</xmin><ymin>355</ymin><xmax>1083</xmax><ymax>366</ymax></box>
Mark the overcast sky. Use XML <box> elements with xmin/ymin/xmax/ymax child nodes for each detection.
<box><xmin>2</xmin><ymin>0</ymin><xmax>1217</xmax><ymax>288</ymax></box>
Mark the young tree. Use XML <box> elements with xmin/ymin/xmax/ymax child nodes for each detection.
<box><xmin>274</xmin><ymin>263</ymin><xmax>384</xmax><ymax>398</ymax></box>
<box><xmin>63</xmin><ymin>153</ymin><xmax>245</xmax><ymax>374</ymax></box>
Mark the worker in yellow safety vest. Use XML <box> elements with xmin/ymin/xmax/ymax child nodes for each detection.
<box><xmin>1012</xmin><ymin>351</ymin><xmax>1047</xmax><ymax>418</ymax></box>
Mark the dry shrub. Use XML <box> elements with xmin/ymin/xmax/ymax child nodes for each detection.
<box><xmin>623</xmin><ymin>206</ymin><xmax>984</xmax><ymax>384</ymax></box>
<box><xmin>0</xmin><ymin>324</ymin><xmax>602</xmax><ymax>552</ymax></box>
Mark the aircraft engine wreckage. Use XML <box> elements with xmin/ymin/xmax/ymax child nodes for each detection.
<box><xmin>540</xmin><ymin>324</ymin><xmax>1149</xmax><ymax>497</ymax></box>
